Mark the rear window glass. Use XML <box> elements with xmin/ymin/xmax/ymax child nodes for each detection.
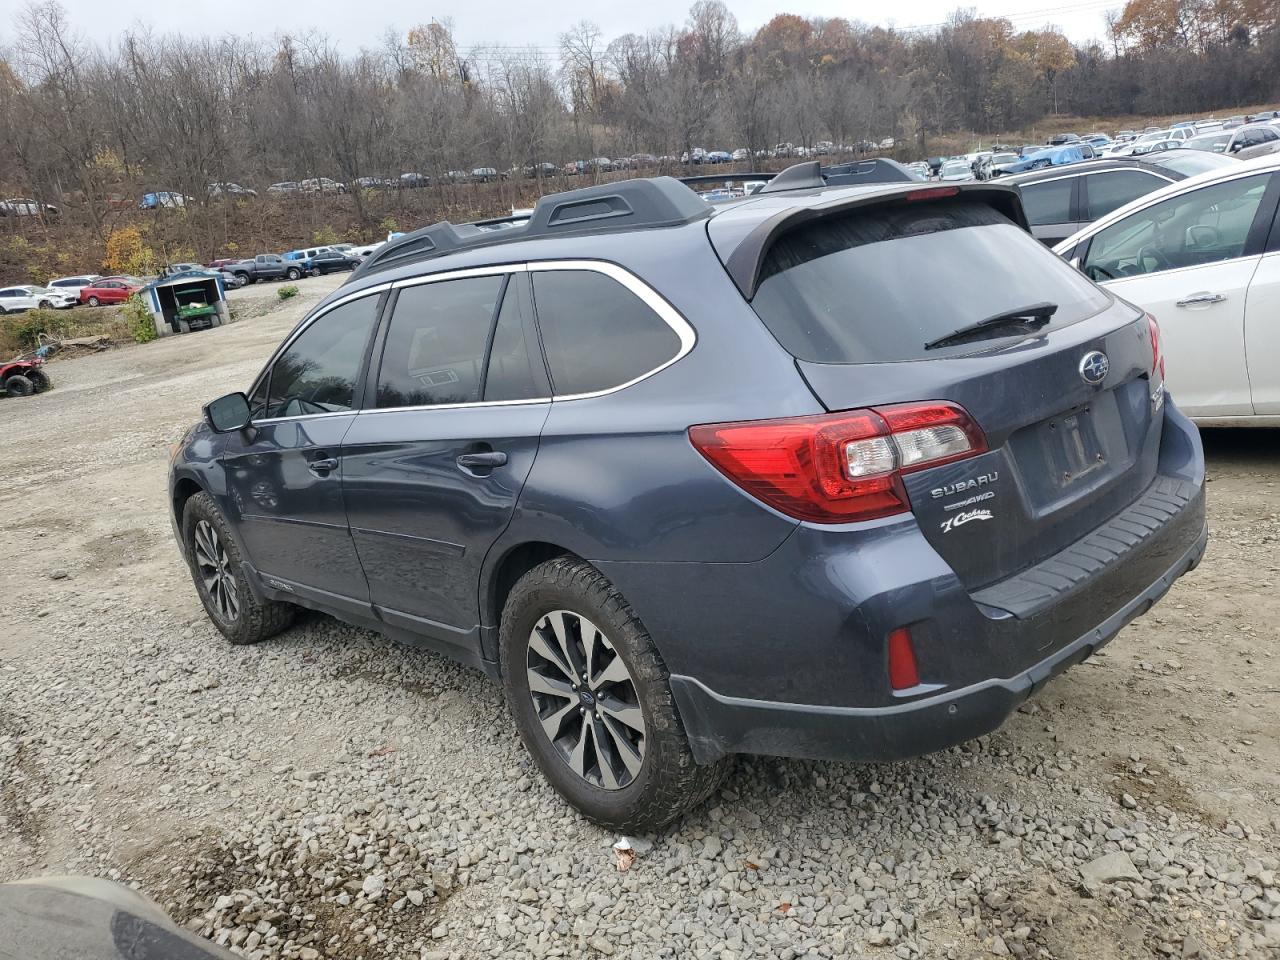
<box><xmin>750</xmin><ymin>201</ymin><xmax>1111</xmax><ymax>362</ymax></box>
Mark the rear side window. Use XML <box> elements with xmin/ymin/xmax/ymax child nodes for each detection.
<box><xmin>262</xmin><ymin>295</ymin><xmax>378</xmax><ymax>418</ymax></box>
<box><xmin>376</xmin><ymin>276</ymin><xmax>504</xmax><ymax>408</ymax></box>
<box><xmin>532</xmin><ymin>270</ymin><xmax>681</xmax><ymax>395</ymax></box>
<box><xmin>750</xmin><ymin>200</ymin><xmax>1111</xmax><ymax>362</ymax></box>
<box><xmin>1020</xmin><ymin>179</ymin><xmax>1073</xmax><ymax>225</ymax></box>
<box><xmin>1085</xmin><ymin>171</ymin><xmax>1167</xmax><ymax>219</ymax></box>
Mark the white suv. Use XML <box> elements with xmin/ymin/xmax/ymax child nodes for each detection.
<box><xmin>46</xmin><ymin>275</ymin><xmax>102</xmax><ymax>300</ymax></box>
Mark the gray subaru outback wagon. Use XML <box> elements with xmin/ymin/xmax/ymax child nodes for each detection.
<box><xmin>170</xmin><ymin>164</ymin><xmax>1207</xmax><ymax>830</ymax></box>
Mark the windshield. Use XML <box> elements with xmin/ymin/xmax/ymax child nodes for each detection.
<box><xmin>1188</xmin><ymin>134</ymin><xmax>1230</xmax><ymax>151</ymax></box>
<box><xmin>750</xmin><ymin>200</ymin><xmax>1111</xmax><ymax>362</ymax></box>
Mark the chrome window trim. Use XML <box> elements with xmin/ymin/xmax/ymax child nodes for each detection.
<box><xmin>250</xmin><ymin>258</ymin><xmax>697</xmax><ymax>424</ymax></box>
<box><xmin>392</xmin><ymin>263</ymin><xmax>527</xmax><ymax>289</ymax></box>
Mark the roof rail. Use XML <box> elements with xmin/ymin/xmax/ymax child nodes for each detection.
<box><xmin>759</xmin><ymin>161</ymin><xmax>825</xmax><ymax>193</ymax></box>
<box><xmin>347</xmin><ymin>176</ymin><xmax>711</xmax><ymax>282</ymax></box>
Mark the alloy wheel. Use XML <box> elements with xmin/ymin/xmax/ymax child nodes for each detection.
<box><xmin>526</xmin><ymin>610</ymin><xmax>646</xmax><ymax>790</ymax></box>
<box><xmin>193</xmin><ymin>519</ymin><xmax>239</xmax><ymax>622</ymax></box>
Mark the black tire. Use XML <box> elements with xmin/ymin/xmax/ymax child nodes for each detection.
<box><xmin>5</xmin><ymin>375</ymin><xmax>34</xmax><ymax>398</ymax></box>
<box><xmin>38</xmin><ymin>299</ymin><xmax>51</xmax><ymax>309</ymax></box>
<box><xmin>26</xmin><ymin>369</ymin><xmax>50</xmax><ymax>393</ymax></box>
<box><xmin>499</xmin><ymin>557</ymin><xmax>727</xmax><ymax>831</ymax></box>
<box><xmin>178</xmin><ymin>319</ymin><xmax>191</xmax><ymax>333</ymax></box>
<box><xmin>286</xmin><ymin>267</ymin><xmax>301</xmax><ymax>280</ymax></box>
<box><xmin>87</xmin><ymin>296</ymin><xmax>100</xmax><ymax>307</ymax></box>
<box><xmin>234</xmin><ymin>272</ymin><xmax>251</xmax><ymax>285</ymax></box>
<box><xmin>182</xmin><ymin>492</ymin><xmax>295</xmax><ymax>645</ymax></box>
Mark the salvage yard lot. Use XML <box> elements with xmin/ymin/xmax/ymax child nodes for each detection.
<box><xmin>1</xmin><ymin>275</ymin><xmax>1278</xmax><ymax>959</ymax></box>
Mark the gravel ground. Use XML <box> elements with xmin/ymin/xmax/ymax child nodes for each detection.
<box><xmin>1</xmin><ymin>275</ymin><xmax>1278</xmax><ymax>960</ymax></box>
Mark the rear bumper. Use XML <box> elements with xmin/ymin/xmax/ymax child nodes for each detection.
<box><xmin>594</xmin><ymin>399</ymin><xmax>1206</xmax><ymax>764</ymax></box>
<box><xmin>670</xmin><ymin>520</ymin><xmax>1206</xmax><ymax>763</ymax></box>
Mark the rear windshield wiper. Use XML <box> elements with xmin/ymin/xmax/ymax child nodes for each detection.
<box><xmin>924</xmin><ymin>302</ymin><xmax>1059</xmax><ymax>351</ymax></box>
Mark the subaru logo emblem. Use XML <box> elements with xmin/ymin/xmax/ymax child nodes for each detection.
<box><xmin>1079</xmin><ymin>351</ymin><xmax>1109</xmax><ymax>385</ymax></box>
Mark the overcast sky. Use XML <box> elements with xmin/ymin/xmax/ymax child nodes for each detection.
<box><xmin>0</xmin><ymin>0</ymin><xmax>1122</xmax><ymax>53</ymax></box>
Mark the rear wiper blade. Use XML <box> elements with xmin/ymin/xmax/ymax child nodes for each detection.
<box><xmin>924</xmin><ymin>302</ymin><xmax>1059</xmax><ymax>351</ymax></box>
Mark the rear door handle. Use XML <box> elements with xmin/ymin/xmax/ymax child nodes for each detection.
<box><xmin>456</xmin><ymin>451</ymin><xmax>508</xmax><ymax>469</ymax></box>
<box><xmin>308</xmin><ymin>456</ymin><xmax>339</xmax><ymax>474</ymax></box>
<box><xmin>1176</xmin><ymin>292</ymin><xmax>1227</xmax><ymax>307</ymax></box>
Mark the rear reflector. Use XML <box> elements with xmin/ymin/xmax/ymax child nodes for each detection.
<box><xmin>887</xmin><ymin>628</ymin><xmax>920</xmax><ymax>690</ymax></box>
<box><xmin>689</xmin><ymin>401</ymin><xmax>987</xmax><ymax>524</ymax></box>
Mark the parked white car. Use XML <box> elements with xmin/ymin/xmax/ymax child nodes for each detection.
<box><xmin>0</xmin><ymin>285</ymin><xmax>77</xmax><ymax>313</ymax></box>
<box><xmin>45</xmin><ymin>274</ymin><xmax>102</xmax><ymax>300</ymax></box>
<box><xmin>0</xmin><ymin>197</ymin><xmax>59</xmax><ymax>217</ymax></box>
<box><xmin>1053</xmin><ymin>154</ymin><xmax>1280</xmax><ymax>424</ymax></box>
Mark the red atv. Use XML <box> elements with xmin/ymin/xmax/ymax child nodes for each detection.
<box><xmin>1</xmin><ymin>357</ymin><xmax>51</xmax><ymax>397</ymax></box>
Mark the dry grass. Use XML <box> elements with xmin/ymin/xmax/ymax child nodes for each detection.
<box><xmin>0</xmin><ymin>305</ymin><xmax>130</xmax><ymax>359</ymax></box>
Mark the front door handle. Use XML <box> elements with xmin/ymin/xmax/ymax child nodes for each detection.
<box><xmin>456</xmin><ymin>451</ymin><xmax>508</xmax><ymax>469</ymax></box>
<box><xmin>308</xmin><ymin>456</ymin><xmax>339</xmax><ymax>474</ymax></box>
<box><xmin>1176</xmin><ymin>292</ymin><xmax>1227</xmax><ymax>307</ymax></box>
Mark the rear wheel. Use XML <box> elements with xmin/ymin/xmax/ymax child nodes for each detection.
<box><xmin>5</xmin><ymin>375</ymin><xmax>34</xmax><ymax>398</ymax></box>
<box><xmin>182</xmin><ymin>492</ymin><xmax>295</xmax><ymax>644</ymax></box>
<box><xmin>500</xmin><ymin>557</ymin><xmax>727</xmax><ymax>831</ymax></box>
<box><xmin>87</xmin><ymin>296</ymin><xmax>100</xmax><ymax>307</ymax></box>
<box><xmin>27</xmin><ymin>369</ymin><xmax>50</xmax><ymax>393</ymax></box>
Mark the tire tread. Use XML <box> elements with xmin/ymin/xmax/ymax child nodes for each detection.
<box><xmin>500</xmin><ymin>557</ymin><xmax>726</xmax><ymax>831</ymax></box>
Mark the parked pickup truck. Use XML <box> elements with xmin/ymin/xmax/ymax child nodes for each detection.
<box><xmin>226</xmin><ymin>254</ymin><xmax>305</xmax><ymax>284</ymax></box>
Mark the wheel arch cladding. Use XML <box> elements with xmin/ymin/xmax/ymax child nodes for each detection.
<box><xmin>485</xmin><ymin>541</ymin><xmax>576</xmax><ymax>637</ymax></box>
<box><xmin>173</xmin><ymin>476</ymin><xmax>204</xmax><ymax>527</ymax></box>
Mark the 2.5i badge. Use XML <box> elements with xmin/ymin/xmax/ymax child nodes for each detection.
<box><xmin>940</xmin><ymin>508</ymin><xmax>993</xmax><ymax>533</ymax></box>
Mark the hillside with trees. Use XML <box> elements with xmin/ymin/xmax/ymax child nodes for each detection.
<box><xmin>0</xmin><ymin>0</ymin><xmax>1276</xmax><ymax>280</ymax></box>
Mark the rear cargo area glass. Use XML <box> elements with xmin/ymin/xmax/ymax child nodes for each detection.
<box><xmin>750</xmin><ymin>201</ymin><xmax>1111</xmax><ymax>363</ymax></box>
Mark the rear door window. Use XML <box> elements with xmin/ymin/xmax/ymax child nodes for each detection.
<box><xmin>531</xmin><ymin>269</ymin><xmax>682</xmax><ymax>395</ymax></box>
<box><xmin>1084</xmin><ymin>170</ymin><xmax>1169</xmax><ymax>220</ymax></box>
<box><xmin>375</xmin><ymin>276</ymin><xmax>505</xmax><ymax>408</ymax></box>
<box><xmin>483</xmin><ymin>276</ymin><xmax>544</xmax><ymax>402</ymax></box>
<box><xmin>750</xmin><ymin>200</ymin><xmax>1111</xmax><ymax>362</ymax></box>
<box><xmin>1020</xmin><ymin>178</ymin><xmax>1074</xmax><ymax>225</ymax></box>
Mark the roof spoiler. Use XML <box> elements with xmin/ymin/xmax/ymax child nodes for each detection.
<box><xmin>678</xmin><ymin>158</ymin><xmax>920</xmax><ymax>195</ymax></box>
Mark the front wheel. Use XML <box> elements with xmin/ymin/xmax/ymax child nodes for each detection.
<box><xmin>286</xmin><ymin>267</ymin><xmax>301</xmax><ymax>280</ymax></box>
<box><xmin>5</xmin><ymin>375</ymin><xmax>34</xmax><ymax>397</ymax></box>
<box><xmin>27</xmin><ymin>369</ymin><xmax>50</xmax><ymax>393</ymax></box>
<box><xmin>87</xmin><ymin>296</ymin><xmax>100</xmax><ymax>307</ymax></box>
<box><xmin>182</xmin><ymin>492</ymin><xmax>295</xmax><ymax>644</ymax></box>
<box><xmin>500</xmin><ymin>557</ymin><xmax>727</xmax><ymax>831</ymax></box>
<box><xmin>38</xmin><ymin>299</ymin><xmax>51</xmax><ymax>309</ymax></box>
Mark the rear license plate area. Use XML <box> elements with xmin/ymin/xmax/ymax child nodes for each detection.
<box><xmin>1043</xmin><ymin>408</ymin><xmax>1106</xmax><ymax>491</ymax></box>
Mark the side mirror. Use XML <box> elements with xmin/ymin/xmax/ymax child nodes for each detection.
<box><xmin>204</xmin><ymin>392</ymin><xmax>251</xmax><ymax>433</ymax></box>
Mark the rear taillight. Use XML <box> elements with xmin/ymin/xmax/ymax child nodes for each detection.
<box><xmin>689</xmin><ymin>401</ymin><xmax>987</xmax><ymax>523</ymax></box>
<box><xmin>1147</xmin><ymin>313</ymin><xmax>1165</xmax><ymax>381</ymax></box>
